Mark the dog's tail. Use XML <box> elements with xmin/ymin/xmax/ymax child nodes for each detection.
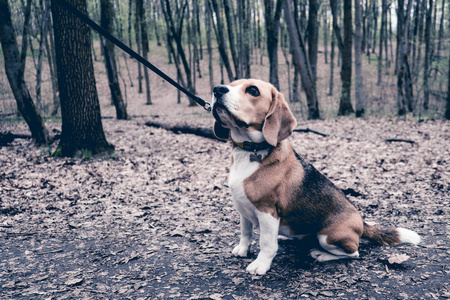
<box><xmin>362</xmin><ymin>222</ymin><xmax>421</xmax><ymax>245</ymax></box>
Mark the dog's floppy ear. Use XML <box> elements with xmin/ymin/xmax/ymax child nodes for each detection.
<box><xmin>262</xmin><ymin>88</ymin><xmax>297</xmax><ymax>147</ymax></box>
<box><xmin>213</xmin><ymin>121</ymin><xmax>230</xmax><ymax>140</ymax></box>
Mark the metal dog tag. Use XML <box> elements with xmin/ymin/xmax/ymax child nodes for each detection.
<box><xmin>249</xmin><ymin>152</ymin><xmax>262</xmax><ymax>163</ymax></box>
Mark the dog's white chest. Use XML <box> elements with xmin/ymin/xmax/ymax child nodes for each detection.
<box><xmin>229</xmin><ymin>148</ymin><xmax>268</xmax><ymax>225</ymax></box>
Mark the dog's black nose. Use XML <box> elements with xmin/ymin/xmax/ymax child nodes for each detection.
<box><xmin>213</xmin><ymin>85</ymin><xmax>229</xmax><ymax>99</ymax></box>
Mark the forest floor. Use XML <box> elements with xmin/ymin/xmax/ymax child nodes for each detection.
<box><xmin>1</xmin><ymin>99</ymin><xmax>449</xmax><ymax>299</ymax></box>
<box><xmin>1</xmin><ymin>35</ymin><xmax>449</xmax><ymax>299</ymax></box>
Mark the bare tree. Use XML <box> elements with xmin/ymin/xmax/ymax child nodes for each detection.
<box><xmin>354</xmin><ymin>0</ymin><xmax>364</xmax><ymax>117</ymax></box>
<box><xmin>446</xmin><ymin>50</ymin><xmax>450</xmax><ymax>120</ymax></box>
<box><xmin>223</xmin><ymin>0</ymin><xmax>240</xmax><ymax>78</ymax></box>
<box><xmin>137</xmin><ymin>0</ymin><xmax>152</xmax><ymax>105</ymax></box>
<box><xmin>209</xmin><ymin>0</ymin><xmax>234</xmax><ymax>82</ymax></box>
<box><xmin>51</xmin><ymin>0</ymin><xmax>113</xmax><ymax>156</ymax></box>
<box><xmin>436</xmin><ymin>0</ymin><xmax>446</xmax><ymax>68</ymax></box>
<box><xmin>283</xmin><ymin>0</ymin><xmax>319</xmax><ymax>119</ymax></box>
<box><xmin>397</xmin><ymin>0</ymin><xmax>414</xmax><ymax>115</ymax></box>
<box><xmin>328</xmin><ymin>29</ymin><xmax>335</xmax><ymax>96</ymax></box>
<box><xmin>423</xmin><ymin>0</ymin><xmax>433</xmax><ymax>110</ymax></box>
<box><xmin>377</xmin><ymin>0</ymin><xmax>387</xmax><ymax>85</ymax></box>
<box><xmin>264</xmin><ymin>0</ymin><xmax>283</xmax><ymax>89</ymax></box>
<box><xmin>238</xmin><ymin>0</ymin><xmax>251</xmax><ymax>78</ymax></box>
<box><xmin>0</xmin><ymin>0</ymin><xmax>50</xmax><ymax>145</ymax></box>
<box><xmin>205</xmin><ymin>0</ymin><xmax>214</xmax><ymax>91</ymax></box>
<box><xmin>161</xmin><ymin>0</ymin><xmax>196</xmax><ymax>105</ymax></box>
<box><xmin>323</xmin><ymin>4</ymin><xmax>329</xmax><ymax>64</ymax></box>
<box><xmin>101</xmin><ymin>0</ymin><xmax>128</xmax><ymax>119</ymax></box>
<box><xmin>134</xmin><ymin>0</ymin><xmax>143</xmax><ymax>93</ymax></box>
<box><xmin>330</xmin><ymin>0</ymin><xmax>354</xmax><ymax>115</ymax></box>
<box><xmin>308</xmin><ymin>0</ymin><xmax>319</xmax><ymax>82</ymax></box>
<box><xmin>35</xmin><ymin>0</ymin><xmax>51</xmax><ymax>111</ymax></box>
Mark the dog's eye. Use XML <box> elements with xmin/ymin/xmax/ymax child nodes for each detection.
<box><xmin>245</xmin><ymin>86</ymin><xmax>260</xmax><ymax>97</ymax></box>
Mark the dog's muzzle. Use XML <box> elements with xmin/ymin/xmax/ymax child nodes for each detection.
<box><xmin>213</xmin><ymin>85</ymin><xmax>229</xmax><ymax>101</ymax></box>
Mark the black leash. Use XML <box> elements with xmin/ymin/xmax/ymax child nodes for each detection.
<box><xmin>55</xmin><ymin>0</ymin><xmax>211</xmax><ymax>112</ymax></box>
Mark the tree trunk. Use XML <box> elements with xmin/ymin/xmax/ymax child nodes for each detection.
<box><xmin>283</xmin><ymin>0</ymin><xmax>319</xmax><ymax>119</ymax></box>
<box><xmin>323</xmin><ymin>5</ymin><xmax>328</xmax><ymax>64</ymax></box>
<box><xmin>264</xmin><ymin>0</ymin><xmax>283</xmax><ymax>89</ymax></box>
<box><xmin>161</xmin><ymin>0</ymin><xmax>196</xmax><ymax>105</ymax></box>
<box><xmin>46</xmin><ymin>16</ymin><xmax>60</xmax><ymax>116</ymax></box>
<box><xmin>446</xmin><ymin>49</ymin><xmax>450</xmax><ymax>120</ymax></box>
<box><xmin>128</xmin><ymin>0</ymin><xmax>132</xmax><ymax>47</ymax></box>
<box><xmin>328</xmin><ymin>29</ymin><xmax>335</xmax><ymax>96</ymax></box>
<box><xmin>209</xmin><ymin>0</ymin><xmax>234</xmax><ymax>82</ymax></box>
<box><xmin>240</xmin><ymin>0</ymin><xmax>251</xmax><ymax>78</ymax></box>
<box><xmin>135</xmin><ymin>0</ymin><xmax>143</xmax><ymax>93</ymax></box>
<box><xmin>137</xmin><ymin>0</ymin><xmax>152</xmax><ymax>105</ymax></box>
<box><xmin>366</xmin><ymin>0</ymin><xmax>372</xmax><ymax>62</ymax></box>
<box><xmin>51</xmin><ymin>0</ymin><xmax>113</xmax><ymax>156</ymax></box>
<box><xmin>397</xmin><ymin>0</ymin><xmax>414</xmax><ymax>115</ymax></box>
<box><xmin>35</xmin><ymin>0</ymin><xmax>50</xmax><ymax>111</ymax></box>
<box><xmin>330</xmin><ymin>0</ymin><xmax>344</xmax><ymax>55</ymax></box>
<box><xmin>416</xmin><ymin>0</ymin><xmax>426</xmax><ymax>75</ymax></box>
<box><xmin>101</xmin><ymin>0</ymin><xmax>128</xmax><ymax>119</ymax></box>
<box><xmin>362</xmin><ymin>0</ymin><xmax>367</xmax><ymax>53</ymax></box>
<box><xmin>308</xmin><ymin>0</ymin><xmax>319</xmax><ymax>82</ymax></box>
<box><xmin>436</xmin><ymin>0</ymin><xmax>445</xmax><ymax>65</ymax></box>
<box><xmin>205</xmin><ymin>0</ymin><xmax>214</xmax><ymax>91</ymax></box>
<box><xmin>372</xmin><ymin>1</ymin><xmax>378</xmax><ymax>54</ymax></box>
<box><xmin>377</xmin><ymin>0</ymin><xmax>386</xmax><ymax>85</ymax></box>
<box><xmin>338</xmin><ymin>0</ymin><xmax>354</xmax><ymax>116</ymax></box>
<box><xmin>354</xmin><ymin>0</ymin><xmax>364</xmax><ymax>117</ymax></box>
<box><xmin>281</xmin><ymin>26</ymin><xmax>292</xmax><ymax>102</ymax></box>
<box><xmin>423</xmin><ymin>0</ymin><xmax>433</xmax><ymax>110</ymax></box>
<box><xmin>223</xmin><ymin>0</ymin><xmax>240</xmax><ymax>78</ymax></box>
<box><xmin>0</xmin><ymin>0</ymin><xmax>50</xmax><ymax>145</ymax></box>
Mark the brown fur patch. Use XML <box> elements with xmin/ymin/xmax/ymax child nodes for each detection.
<box><xmin>319</xmin><ymin>213</ymin><xmax>364</xmax><ymax>253</ymax></box>
<box><xmin>362</xmin><ymin>223</ymin><xmax>401</xmax><ymax>245</ymax></box>
<box><xmin>243</xmin><ymin>139</ymin><xmax>365</xmax><ymax>252</ymax></box>
<box><xmin>243</xmin><ymin>141</ymin><xmax>303</xmax><ymax>219</ymax></box>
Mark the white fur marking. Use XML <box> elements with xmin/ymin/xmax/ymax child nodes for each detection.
<box><xmin>397</xmin><ymin>228</ymin><xmax>421</xmax><ymax>244</ymax></box>
<box><xmin>232</xmin><ymin>215</ymin><xmax>253</xmax><ymax>257</ymax></box>
<box><xmin>228</xmin><ymin>145</ymin><xmax>275</xmax><ymax>275</ymax></box>
<box><xmin>310</xmin><ymin>249</ymin><xmax>359</xmax><ymax>262</ymax></box>
<box><xmin>246</xmin><ymin>211</ymin><xmax>280</xmax><ymax>275</ymax></box>
<box><xmin>278</xmin><ymin>226</ymin><xmax>308</xmax><ymax>240</ymax></box>
<box><xmin>317</xmin><ymin>234</ymin><xmax>359</xmax><ymax>259</ymax></box>
<box><xmin>223</xmin><ymin>84</ymin><xmax>243</xmax><ymax>115</ymax></box>
<box><xmin>229</xmin><ymin>148</ymin><xmax>268</xmax><ymax>226</ymax></box>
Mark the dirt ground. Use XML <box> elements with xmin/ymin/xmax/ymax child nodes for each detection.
<box><xmin>1</xmin><ymin>36</ymin><xmax>449</xmax><ymax>299</ymax></box>
<box><xmin>1</xmin><ymin>102</ymin><xmax>449</xmax><ymax>299</ymax></box>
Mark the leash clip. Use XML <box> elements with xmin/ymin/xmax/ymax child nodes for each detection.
<box><xmin>203</xmin><ymin>102</ymin><xmax>212</xmax><ymax>112</ymax></box>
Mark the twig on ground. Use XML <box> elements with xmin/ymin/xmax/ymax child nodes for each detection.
<box><xmin>293</xmin><ymin>128</ymin><xmax>329</xmax><ymax>137</ymax></box>
<box><xmin>385</xmin><ymin>138</ymin><xmax>415</xmax><ymax>145</ymax></box>
<box><xmin>145</xmin><ymin>121</ymin><xmax>224</xmax><ymax>142</ymax></box>
<box><xmin>0</xmin><ymin>132</ymin><xmax>31</xmax><ymax>146</ymax></box>
<box><xmin>295</xmin><ymin>128</ymin><xmax>416</xmax><ymax>144</ymax></box>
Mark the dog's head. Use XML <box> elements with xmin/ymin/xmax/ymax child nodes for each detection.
<box><xmin>211</xmin><ymin>79</ymin><xmax>297</xmax><ymax>147</ymax></box>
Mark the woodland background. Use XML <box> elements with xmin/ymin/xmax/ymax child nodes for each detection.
<box><xmin>0</xmin><ymin>0</ymin><xmax>449</xmax><ymax>299</ymax></box>
<box><xmin>1</xmin><ymin>0</ymin><xmax>450</xmax><ymax>134</ymax></box>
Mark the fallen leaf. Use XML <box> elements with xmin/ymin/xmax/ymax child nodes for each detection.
<box><xmin>388</xmin><ymin>254</ymin><xmax>410</xmax><ymax>264</ymax></box>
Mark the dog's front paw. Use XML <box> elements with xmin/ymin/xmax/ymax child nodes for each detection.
<box><xmin>246</xmin><ymin>258</ymin><xmax>271</xmax><ymax>275</ymax></box>
<box><xmin>232</xmin><ymin>244</ymin><xmax>249</xmax><ymax>257</ymax></box>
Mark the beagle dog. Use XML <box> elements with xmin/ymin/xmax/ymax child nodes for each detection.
<box><xmin>211</xmin><ymin>79</ymin><xmax>420</xmax><ymax>275</ymax></box>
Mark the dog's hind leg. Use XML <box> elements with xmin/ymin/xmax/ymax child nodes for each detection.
<box><xmin>310</xmin><ymin>234</ymin><xmax>360</xmax><ymax>262</ymax></box>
